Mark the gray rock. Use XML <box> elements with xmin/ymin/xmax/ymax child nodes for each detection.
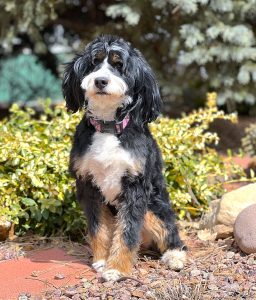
<box><xmin>234</xmin><ymin>204</ymin><xmax>256</xmax><ymax>254</ymax></box>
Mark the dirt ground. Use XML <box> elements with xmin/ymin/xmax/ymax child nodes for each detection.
<box><xmin>2</xmin><ymin>227</ymin><xmax>254</xmax><ymax>300</ymax></box>
<box><xmin>45</xmin><ymin>234</ymin><xmax>256</xmax><ymax>300</ymax></box>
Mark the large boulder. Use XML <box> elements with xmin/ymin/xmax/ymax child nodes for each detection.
<box><xmin>200</xmin><ymin>183</ymin><xmax>256</xmax><ymax>239</ymax></box>
<box><xmin>217</xmin><ymin>183</ymin><xmax>256</xmax><ymax>226</ymax></box>
<box><xmin>234</xmin><ymin>204</ymin><xmax>256</xmax><ymax>254</ymax></box>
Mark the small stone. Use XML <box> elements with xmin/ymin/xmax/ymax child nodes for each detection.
<box><xmin>138</xmin><ymin>268</ymin><xmax>148</xmax><ymax>276</ymax></box>
<box><xmin>119</xmin><ymin>294</ymin><xmax>131</xmax><ymax>300</ymax></box>
<box><xmin>202</xmin><ymin>271</ymin><xmax>209</xmax><ymax>279</ymax></box>
<box><xmin>18</xmin><ymin>295</ymin><xmax>28</xmax><ymax>300</ymax></box>
<box><xmin>190</xmin><ymin>269</ymin><xmax>201</xmax><ymax>276</ymax></box>
<box><xmin>214</xmin><ymin>224</ymin><xmax>233</xmax><ymax>239</ymax></box>
<box><xmin>209</xmin><ymin>265</ymin><xmax>216</xmax><ymax>272</ymax></box>
<box><xmin>145</xmin><ymin>291</ymin><xmax>155</xmax><ymax>299</ymax></box>
<box><xmin>226</xmin><ymin>251</ymin><xmax>235</xmax><ymax>259</ymax></box>
<box><xmin>103</xmin><ymin>281</ymin><xmax>114</xmax><ymax>288</ymax></box>
<box><xmin>208</xmin><ymin>274</ymin><xmax>216</xmax><ymax>281</ymax></box>
<box><xmin>64</xmin><ymin>288</ymin><xmax>77</xmax><ymax>297</ymax></box>
<box><xmin>227</xmin><ymin>283</ymin><xmax>240</xmax><ymax>292</ymax></box>
<box><xmin>247</xmin><ymin>257</ymin><xmax>256</xmax><ymax>265</ymax></box>
<box><xmin>31</xmin><ymin>271</ymin><xmax>40</xmax><ymax>277</ymax></box>
<box><xmin>60</xmin><ymin>297</ymin><xmax>70</xmax><ymax>300</ymax></box>
<box><xmin>54</xmin><ymin>273</ymin><xmax>65</xmax><ymax>280</ymax></box>
<box><xmin>218</xmin><ymin>263</ymin><xmax>227</xmax><ymax>269</ymax></box>
<box><xmin>131</xmin><ymin>289</ymin><xmax>144</xmax><ymax>298</ymax></box>
<box><xmin>52</xmin><ymin>289</ymin><xmax>62</xmax><ymax>297</ymax></box>
<box><xmin>150</xmin><ymin>280</ymin><xmax>162</xmax><ymax>287</ymax></box>
<box><xmin>208</xmin><ymin>284</ymin><xmax>218</xmax><ymax>291</ymax></box>
<box><xmin>83</xmin><ymin>281</ymin><xmax>92</xmax><ymax>289</ymax></box>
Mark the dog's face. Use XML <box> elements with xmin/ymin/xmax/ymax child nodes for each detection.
<box><xmin>62</xmin><ymin>35</ymin><xmax>161</xmax><ymax>124</ymax></box>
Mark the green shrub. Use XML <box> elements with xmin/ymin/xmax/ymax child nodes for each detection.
<box><xmin>150</xmin><ymin>93</ymin><xmax>243</xmax><ymax>218</ymax></box>
<box><xmin>0</xmin><ymin>54</ymin><xmax>61</xmax><ymax>105</ymax></box>
<box><xmin>0</xmin><ymin>95</ymin><xmax>244</xmax><ymax>235</ymax></box>
<box><xmin>0</xmin><ymin>100</ymin><xmax>84</xmax><ymax>236</ymax></box>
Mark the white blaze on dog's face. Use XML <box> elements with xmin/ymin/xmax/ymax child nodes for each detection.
<box><xmin>81</xmin><ymin>51</ymin><xmax>131</xmax><ymax>121</ymax></box>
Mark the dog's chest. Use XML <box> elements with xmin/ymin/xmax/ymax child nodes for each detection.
<box><xmin>76</xmin><ymin>133</ymin><xmax>139</xmax><ymax>203</ymax></box>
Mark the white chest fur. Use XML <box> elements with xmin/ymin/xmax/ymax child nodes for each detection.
<box><xmin>74</xmin><ymin>133</ymin><xmax>140</xmax><ymax>203</ymax></box>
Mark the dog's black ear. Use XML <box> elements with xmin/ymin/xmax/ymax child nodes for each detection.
<box><xmin>131</xmin><ymin>50</ymin><xmax>162</xmax><ymax>124</ymax></box>
<box><xmin>62</xmin><ymin>54</ymin><xmax>89</xmax><ymax>112</ymax></box>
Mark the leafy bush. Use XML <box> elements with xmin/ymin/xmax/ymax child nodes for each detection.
<box><xmin>150</xmin><ymin>93</ymin><xmax>242</xmax><ymax>218</ymax></box>
<box><xmin>0</xmin><ymin>100</ymin><xmax>84</xmax><ymax>236</ymax></box>
<box><xmin>0</xmin><ymin>95</ymin><xmax>243</xmax><ymax>235</ymax></box>
<box><xmin>0</xmin><ymin>54</ymin><xmax>61</xmax><ymax>105</ymax></box>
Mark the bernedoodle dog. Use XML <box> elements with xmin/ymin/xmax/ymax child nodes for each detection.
<box><xmin>62</xmin><ymin>35</ymin><xmax>186</xmax><ymax>281</ymax></box>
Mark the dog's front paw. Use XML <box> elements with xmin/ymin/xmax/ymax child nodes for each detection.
<box><xmin>102</xmin><ymin>268</ymin><xmax>121</xmax><ymax>281</ymax></box>
<box><xmin>92</xmin><ymin>259</ymin><xmax>106</xmax><ymax>272</ymax></box>
<box><xmin>161</xmin><ymin>249</ymin><xmax>186</xmax><ymax>271</ymax></box>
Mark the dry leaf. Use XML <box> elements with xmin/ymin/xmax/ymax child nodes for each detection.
<box><xmin>197</xmin><ymin>229</ymin><xmax>217</xmax><ymax>241</ymax></box>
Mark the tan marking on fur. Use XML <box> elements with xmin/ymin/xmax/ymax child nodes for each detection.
<box><xmin>105</xmin><ymin>219</ymin><xmax>137</xmax><ymax>275</ymax></box>
<box><xmin>90</xmin><ymin>205</ymin><xmax>114</xmax><ymax>263</ymax></box>
<box><xmin>142</xmin><ymin>211</ymin><xmax>168</xmax><ymax>253</ymax></box>
<box><xmin>140</xmin><ymin>227</ymin><xmax>153</xmax><ymax>250</ymax></box>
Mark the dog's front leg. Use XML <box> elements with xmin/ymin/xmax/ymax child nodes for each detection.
<box><xmin>102</xmin><ymin>177</ymin><xmax>146</xmax><ymax>281</ymax></box>
<box><xmin>76</xmin><ymin>179</ymin><xmax>114</xmax><ymax>272</ymax></box>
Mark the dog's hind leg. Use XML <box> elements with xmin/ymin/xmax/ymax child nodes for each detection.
<box><xmin>143</xmin><ymin>208</ymin><xmax>187</xmax><ymax>271</ymax></box>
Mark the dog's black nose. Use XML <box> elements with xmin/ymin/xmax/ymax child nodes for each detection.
<box><xmin>95</xmin><ymin>77</ymin><xmax>109</xmax><ymax>90</ymax></box>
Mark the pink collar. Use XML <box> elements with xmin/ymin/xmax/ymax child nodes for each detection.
<box><xmin>88</xmin><ymin>115</ymin><xmax>130</xmax><ymax>135</ymax></box>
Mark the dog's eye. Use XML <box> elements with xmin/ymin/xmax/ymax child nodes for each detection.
<box><xmin>111</xmin><ymin>53</ymin><xmax>123</xmax><ymax>69</ymax></box>
<box><xmin>110</xmin><ymin>53</ymin><xmax>123</xmax><ymax>68</ymax></box>
<box><xmin>114</xmin><ymin>61</ymin><xmax>123</xmax><ymax>69</ymax></box>
<box><xmin>92</xmin><ymin>57</ymin><xmax>100</xmax><ymax>65</ymax></box>
<box><xmin>92</xmin><ymin>50</ymin><xmax>106</xmax><ymax>65</ymax></box>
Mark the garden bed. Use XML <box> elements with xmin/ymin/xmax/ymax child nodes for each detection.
<box><xmin>7</xmin><ymin>228</ymin><xmax>255</xmax><ymax>300</ymax></box>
